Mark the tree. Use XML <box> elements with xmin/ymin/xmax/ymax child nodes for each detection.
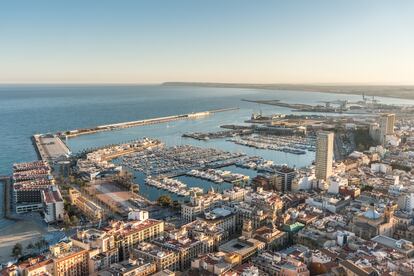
<box><xmin>70</xmin><ymin>215</ymin><xmax>79</xmax><ymax>226</ymax></box>
<box><xmin>361</xmin><ymin>185</ymin><xmax>374</xmax><ymax>192</ymax></box>
<box><xmin>354</xmin><ymin>128</ymin><xmax>377</xmax><ymax>151</ymax></box>
<box><xmin>157</xmin><ymin>195</ymin><xmax>173</xmax><ymax>207</ymax></box>
<box><xmin>40</xmin><ymin>239</ymin><xmax>48</xmax><ymax>248</ymax></box>
<box><xmin>63</xmin><ymin>213</ymin><xmax>72</xmax><ymax>229</ymax></box>
<box><xmin>11</xmin><ymin>243</ymin><xmax>23</xmax><ymax>258</ymax></box>
<box><xmin>64</xmin><ymin>201</ymin><xmax>77</xmax><ymax>217</ymax></box>
<box><xmin>26</xmin><ymin>243</ymin><xmax>34</xmax><ymax>251</ymax></box>
<box><xmin>34</xmin><ymin>238</ymin><xmax>48</xmax><ymax>251</ymax></box>
<box><xmin>171</xmin><ymin>200</ymin><xmax>181</xmax><ymax>210</ymax></box>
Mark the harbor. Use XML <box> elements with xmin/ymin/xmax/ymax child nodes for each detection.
<box><xmin>142</xmin><ymin>166</ymin><xmax>250</xmax><ymax>199</ymax></box>
<box><xmin>182</xmin><ymin>129</ymin><xmax>252</xmax><ymax>140</ymax></box>
<box><xmin>119</xmin><ymin>144</ymin><xmax>246</xmax><ymax>178</ymax></box>
<box><xmin>30</xmin><ymin>104</ymin><xmax>317</xmax><ymax>203</ymax></box>
<box><xmin>235</xmin><ymin>156</ymin><xmax>276</xmax><ymax>171</ymax></box>
<box><xmin>58</xmin><ymin>107</ymin><xmax>239</xmax><ymax>138</ymax></box>
<box><xmin>130</xmin><ymin>169</ymin><xmax>237</xmax><ymax>202</ymax></box>
<box><xmin>145</xmin><ymin>176</ymin><xmax>203</xmax><ymax>197</ymax></box>
<box><xmin>76</xmin><ymin>138</ymin><xmax>162</xmax><ymax>180</ymax></box>
<box><xmin>187</xmin><ymin>168</ymin><xmax>249</xmax><ymax>184</ymax></box>
<box><xmin>228</xmin><ymin>134</ymin><xmax>316</xmax><ymax>155</ymax></box>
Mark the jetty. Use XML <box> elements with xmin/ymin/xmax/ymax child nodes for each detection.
<box><xmin>58</xmin><ymin>107</ymin><xmax>239</xmax><ymax>138</ymax></box>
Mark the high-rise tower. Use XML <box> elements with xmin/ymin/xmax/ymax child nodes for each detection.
<box><xmin>379</xmin><ymin>113</ymin><xmax>395</xmax><ymax>145</ymax></box>
<box><xmin>315</xmin><ymin>131</ymin><xmax>334</xmax><ymax>181</ymax></box>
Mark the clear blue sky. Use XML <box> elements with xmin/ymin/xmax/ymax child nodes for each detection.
<box><xmin>0</xmin><ymin>0</ymin><xmax>413</xmax><ymax>84</ymax></box>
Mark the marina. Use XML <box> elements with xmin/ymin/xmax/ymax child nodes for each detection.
<box><xmin>182</xmin><ymin>129</ymin><xmax>252</xmax><ymax>140</ymax></box>
<box><xmin>21</xmin><ymin>89</ymin><xmax>382</xmax><ymax>207</ymax></box>
<box><xmin>235</xmin><ymin>156</ymin><xmax>276</xmax><ymax>171</ymax></box>
<box><xmin>145</xmin><ymin>176</ymin><xmax>204</xmax><ymax>197</ymax></box>
<box><xmin>120</xmin><ymin>144</ymin><xmax>246</xmax><ymax>177</ymax></box>
<box><xmin>127</xmin><ymin>169</ymin><xmax>235</xmax><ymax>202</ymax></box>
<box><xmin>187</xmin><ymin>168</ymin><xmax>249</xmax><ymax>184</ymax></box>
<box><xmin>228</xmin><ymin>134</ymin><xmax>316</xmax><ymax>155</ymax></box>
<box><xmin>31</xmin><ymin>100</ymin><xmax>318</xmax><ymax>205</ymax></box>
<box><xmin>76</xmin><ymin>138</ymin><xmax>162</xmax><ymax>180</ymax></box>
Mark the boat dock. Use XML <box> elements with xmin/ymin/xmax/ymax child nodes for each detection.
<box><xmin>120</xmin><ymin>144</ymin><xmax>245</xmax><ymax>178</ymax></box>
<box><xmin>59</xmin><ymin>107</ymin><xmax>239</xmax><ymax>138</ymax></box>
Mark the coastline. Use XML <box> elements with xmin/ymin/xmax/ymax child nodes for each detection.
<box><xmin>162</xmin><ymin>82</ymin><xmax>414</xmax><ymax>100</ymax></box>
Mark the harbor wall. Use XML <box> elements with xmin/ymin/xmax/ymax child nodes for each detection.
<box><xmin>59</xmin><ymin>107</ymin><xmax>239</xmax><ymax>138</ymax></box>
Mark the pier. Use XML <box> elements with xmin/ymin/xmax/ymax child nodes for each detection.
<box><xmin>0</xmin><ymin>176</ymin><xmax>11</xmax><ymax>221</ymax></box>
<box><xmin>59</xmin><ymin>107</ymin><xmax>239</xmax><ymax>138</ymax></box>
<box><xmin>32</xmin><ymin>134</ymin><xmax>71</xmax><ymax>162</ymax></box>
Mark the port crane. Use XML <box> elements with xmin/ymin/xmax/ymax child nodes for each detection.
<box><xmin>317</xmin><ymin>100</ymin><xmax>349</xmax><ymax>112</ymax></box>
<box><xmin>318</xmin><ymin>101</ymin><xmax>333</xmax><ymax>108</ymax></box>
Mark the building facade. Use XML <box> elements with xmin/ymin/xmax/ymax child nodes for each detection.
<box><xmin>315</xmin><ymin>132</ymin><xmax>334</xmax><ymax>181</ymax></box>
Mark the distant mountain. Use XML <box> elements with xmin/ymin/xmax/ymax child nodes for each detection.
<box><xmin>162</xmin><ymin>82</ymin><xmax>414</xmax><ymax>100</ymax></box>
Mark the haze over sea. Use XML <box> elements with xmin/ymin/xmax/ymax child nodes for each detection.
<box><xmin>2</xmin><ymin>84</ymin><xmax>414</xmax><ymax>176</ymax></box>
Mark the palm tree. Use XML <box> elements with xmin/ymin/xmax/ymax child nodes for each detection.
<box><xmin>26</xmin><ymin>243</ymin><xmax>34</xmax><ymax>251</ymax></box>
<box><xmin>34</xmin><ymin>238</ymin><xmax>47</xmax><ymax>251</ymax></box>
<box><xmin>11</xmin><ymin>243</ymin><xmax>23</xmax><ymax>258</ymax></box>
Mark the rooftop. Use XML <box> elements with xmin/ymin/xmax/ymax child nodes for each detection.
<box><xmin>372</xmin><ymin>235</ymin><xmax>414</xmax><ymax>254</ymax></box>
<box><xmin>135</xmin><ymin>242</ymin><xmax>175</xmax><ymax>259</ymax></box>
<box><xmin>219</xmin><ymin>238</ymin><xmax>264</xmax><ymax>257</ymax></box>
<box><xmin>42</xmin><ymin>189</ymin><xmax>63</xmax><ymax>204</ymax></box>
<box><xmin>105</xmin><ymin>219</ymin><xmax>163</xmax><ymax>237</ymax></box>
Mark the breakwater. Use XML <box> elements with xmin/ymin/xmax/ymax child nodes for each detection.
<box><xmin>59</xmin><ymin>107</ymin><xmax>239</xmax><ymax>138</ymax></box>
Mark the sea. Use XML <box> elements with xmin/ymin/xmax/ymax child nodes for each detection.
<box><xmin>1</xmin><ymin>84</ymin><xmax>414</xmax><ymax>201</ymax></box>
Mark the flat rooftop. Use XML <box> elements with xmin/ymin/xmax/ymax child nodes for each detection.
<box><xmin>88</xmin><ymin>182</ymin><xmax>138</xmax><ymax>214</ymax></box>
<box><xmin>372</xmin><ymin>235</ymin><xmax>414</xmax><ymax>254</ymax></box>
<box><xmin>37</xmin><ymin>135</ymin><xmax>71</xmax><ymax>161</ymax></box>
<box><xmin>135</xmin><ymin>242</ymin><xmax>174</xmax><ymax>258</ymax></box>
<box><xmin>219</xmin><ymin>238</ymin><xmax>263</xmax><ymax>257</ymax></box>
<box><xmin>105</xmin><ymin>219</ymin><xmax>163</xmax><ymax>237</ymax></box>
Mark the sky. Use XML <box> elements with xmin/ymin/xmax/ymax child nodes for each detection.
<box><xmin>0</xmin><ymin>0</ymin><xmax>413</xmax><ymax>84</ymax></box>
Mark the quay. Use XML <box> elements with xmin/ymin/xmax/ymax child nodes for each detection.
<box><xmin>59</xmin><ymin>107</ymin><xmax>239</xmax><ymax>138</ymax></box>
<box><xmin>32</xmin><ymin>134</ymin><xmax>72</xmax><ymax>162</ymax></box>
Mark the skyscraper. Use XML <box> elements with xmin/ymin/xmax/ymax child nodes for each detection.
<box><xmin>379</xmin><ymin>113</ymin><xmax>395</xmax><ymax>145</ymax></box>
<box><xmin>315</xmin><ymin>131</ymin><xmax>334</xmax><ymax>181</ymax></box>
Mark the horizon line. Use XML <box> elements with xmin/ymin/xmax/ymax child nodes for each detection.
<box><xmin>1</xmin><ymin>81</ymin><xmax>414</xmax><ymax>86</ymax></box>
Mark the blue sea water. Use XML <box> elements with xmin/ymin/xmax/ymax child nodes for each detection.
<box><xmin>1</xmin><ymin>84</ymin><xmax>414</xmax><ymax>178</ymax></box>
